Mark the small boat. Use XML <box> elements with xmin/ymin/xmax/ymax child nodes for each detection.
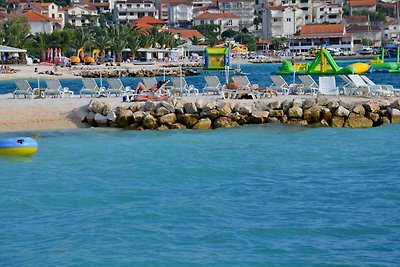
<box><xmin>132</xmin><ymin>60</ymin><xmax>157</xmax><ymax>65</ymax></box>
<box><xmin>0</xmin><ymin>137</ymin><xmax>38</xmax><ymax>156</ymax></box>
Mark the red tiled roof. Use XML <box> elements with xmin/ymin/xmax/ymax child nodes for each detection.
<box><xmin>294</xmin><ymin>33</ymin><xmax>352</xmax><ymax>39</ymax></box>
<box><xmin>19</xmin><ymin>2</ymin><xmax>46</xmax><ymax>11</ymax></box>
<box><xmin>257</xmin><ymin>39</ymin><xmax>272</xmax><ymax>44</ymax></box>
<box><xmin>349</xmin><ymin>0</ymin><xmax>376</xmax><ymax>7</ymax></box>
<box><xmin>346</xmin><ymin>24</ymin><xmax>380</xmax><ymax>32</ymax></box>
<box><xmin>344</xmin><ymin>15</ymin><xmax>368</xmax><ymax>23</ymax></box>
<box><xmin>167</xmin><ymin>29</ymin><xmax>204</xmax><ymax>39</ymax></box>
<box><xmin>194</xmin><ymin>11</ymin><xmax>239</xmax><ymax>19</ymax></box>
<box><xmin>133</xmin><ymin>16</ymin><xmax>166</xmax><ymax>25</ymax></box>
<box><xmin>382</xmin><ymin>20</ymin><xmax>400</xmax><ymax>27</ymax></box>
<box><xmin>23</xmin><ymin>10</ymin><xmax>56</xmax><ymax>22</ymax></box>
<box><xmin>268</xmin><ymin>5</ymin><xmax>286</xmax><ymax>11</ymax></box>
<box><xmin>300</xmin><ymin>24</ymin><xmax>345</xmax><ymax>35</ymax></box>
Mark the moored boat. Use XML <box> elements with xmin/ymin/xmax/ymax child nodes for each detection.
<box><xmin>0</xmin><ymin>137</ymin><xmax>38</xmax><ymax>156</ymax></box>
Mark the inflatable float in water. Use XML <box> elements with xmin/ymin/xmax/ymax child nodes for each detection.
<box><xmin>0</xmin><ymin>137</ymin><xmax>38</xmax><ymax>156</ymax></box>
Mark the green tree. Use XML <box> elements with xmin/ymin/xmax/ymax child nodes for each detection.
<box><xmin>189</xmin><ymin>36</ymin><xmax>200</xmax><ymax>45</ymax></box>
<box><xmin>3</xmin><ymin>16</ymin><xmax>31</xmax><ymax>63</ymax></box>
<box><xmin>110</xmin><ymin>24</ymin><xmax>131</xmax><ymax>62</ymax></box>
<box><xmin>95</xmin><ymin>27</ymin><xmax>113</xmax><ymax>63</ymax></box>
<box><xmin>29</xmin><ymin>33</ymin><xmax>49</xmax><ymax>62</ymax></box>
<box><xmin>221</xmin><ymin>29</ymin><xmax>237</xmax><ymax>40</ymax></box>
<box><xmin>234</xmin><ymin>32</ymin><xmax>256</xmax><ymax>51</ymax></box>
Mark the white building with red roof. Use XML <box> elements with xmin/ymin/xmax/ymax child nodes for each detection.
<box><xmin>291</xmin><ymin>24</ymin><xmax>354</xmax><ymax>54</ymax></box>
<box><xmin>262</xmin><ymin>5</ymin><xmax>305</xmax><ymax>38</ymax></box>
<box><xmin>217</xmin><ymin>0</ymin><xmax>255</xmax><ymax>31</ymax></box>
<box><xmin>193</xmin><ymin>11</ymin><xmax>240</xmax><ymax>32</ymax></box>
<box><xmin>349</xmin><ymin>0</ymin><xmax>376</xmax><ymax>16</ymax></box>
<box><xmin>168</xmin><ymin>0</ymin><xmax>193</xmax><ymax>26</ymax></box>
<box><xmin>17</xmin><ymin>2</ymin><xmax>65</xmax><ymax>27</ymax></box>
<box><xmin>382</xmin><ymin>20</ymin><xmax>400</xmax><ymax>43</ymax></box>
<box><xmin>23</xmin><ymin>10</ymin><xmax>62</xmax><ymax>34</ymax></box>
<box><xmin>62</xmin><ymin>5</ymin><xmax>99</xmax><ymax>27</ymax></box>
<box><xmin>113</xmin><ymin>0</ymin><xmax>159</xmax><ymax>24</ymax></box>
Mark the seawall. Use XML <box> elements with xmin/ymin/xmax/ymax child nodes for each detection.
<box><xmin>74</xmin><ymin>97</ymin><xmax>400</xmax><ymax>130</ymax></box>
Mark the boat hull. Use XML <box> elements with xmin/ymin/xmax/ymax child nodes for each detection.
<box><xmin>0</xmin><ymin>137</ymin><xmax>38</xmax><ymax>156</ymax></box>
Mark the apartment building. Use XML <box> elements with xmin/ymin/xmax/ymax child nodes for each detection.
<box><xmin>290</xmin><ymin>24</ymin><xmax>353</xmax><ymax>54</ymax></box>
<box><xmin>193</xmin><ymin>12</ymin><xmax>240</xmax><ymax>32</ymax></box>
<box><xmin>167</xmin><ymin>0</ymin><xmax>193</xmax><ymax>26</ymax></box>
<box><xmin>71</xmin><ymin>0</ymin><xmax>115</xmax><ymax>11</ymax></box>
<box><xmin>346</xmin><ymin>24</ymin><xmax>381</xmax><ymax>50</ymax></box>
<box><xmin>23</xmin><ymin>10</ymin><xmax>62</xmax><ymax>34</ymax></box>
<box><xmin>62</xmin><ymin>5</ymin><xmax>99</xmax><ymax>27</ymax></box>
<box><xmin>262</xmin><ymin>5</ymin><xmax>305</xmax><ymax>38</ymax></box>
<box><xmin>382</xmin><ymin>20</ymin><xmax>400</xmax><ymax>43</ymax></box>
<box><xmin>114</xmin><ymin>0</ymin><xmax>158</xmax><ymax>24</ymax></box>
<box><xmin>17</xmin><ymin>2</ymin><xmax>65</xmax><ymax>27</ymax></box>
<box><xmin>349</xmin><ymin>0</ymin><xmax>376</xmax><ymax>16</ymax></box>
<box><xmin>312</xmin><ymin>1</ymin><xmax>342</xmax><ymax>24</ymax></box>
<box><xmin>217</xmin><ymin>0</ymin><xmax>255</xmax><ymax>31</ymax></box>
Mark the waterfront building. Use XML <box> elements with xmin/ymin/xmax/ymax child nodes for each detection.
<box><xmin>290</xmin><ymin>24</ymin><xmax>353</xmax><ymax>55</ymax></box>
<box><xmin>113</xmin><ymin>0</ymin><xmax>159</xmax><ymax>24</ymax></box>
<box><xmin>193</xmin><ymin>11</ymin><xmax>240</xmax><ymax>32</ymax></box>
<box><xmin>217</xmin><ymin>0</ymin><xmax>255</xmax><ymax>31</ymax></box>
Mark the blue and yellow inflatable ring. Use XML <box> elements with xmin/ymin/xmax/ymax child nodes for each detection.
<box><xmin>0</xmin><ymin>137</ymin><xmax>38</xmax><ymax>156</ymax></box>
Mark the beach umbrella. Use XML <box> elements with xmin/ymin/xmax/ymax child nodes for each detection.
<box><xmin>47</xmin><ymin>48</ymin><xmax>51</xmax><ymax>62</ymax></box>
<box><xmin>50</xmin><ymin>48</ymin><xmax>54</xmax><ymax>63</ymax></box>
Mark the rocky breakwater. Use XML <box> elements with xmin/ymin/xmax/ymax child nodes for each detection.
<box><xmin>73</xmin><ymin>97</ymin><xmax>400</xmax><ymax>130</ymax></box>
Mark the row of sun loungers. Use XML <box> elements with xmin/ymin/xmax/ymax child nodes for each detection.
<box><xmin>13</xmin><ymin>74</ymin><xmax>400</xmax><ymax>99</ymax></box>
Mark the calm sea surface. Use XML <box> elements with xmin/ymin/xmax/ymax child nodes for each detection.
<box><xmin>1</xmin><ymin>63</ymin><xmax>400</xmax><ymax>266</ymax></box>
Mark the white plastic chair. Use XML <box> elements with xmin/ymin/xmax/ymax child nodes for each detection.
<box><xmin>270</xmin><ymin>75</ymin><xmax>290</xmax><ymax>95</ymax></box>
<box><xmin>348</xmin><ymin>74</ymin><xmax>385</xmax><ymax>96</ymax></box>
<box><xmin>299</xmin><ymin>75</ymin><xmax>318</xmax><ymax>95</ymax></box>
<box><xmin>203</xmin><ymin>76</ymin><xmax>223</xmax><ymax>95</ymax></box>
<box><xmin>44</xmin><ymin>79</ymin><xmax>73</xmax><ymax>98</ymax></box>
<box><xmin>80</xmin><ymin>78</ymin><xmax>102</xmax><ymax>98</ymax></box>
<box><xmin>106</xmin><ymin>78</ymin><xmax>130</xmax><ymax>97</ymax></box>
<box><xmin>170</xmin><ymin>77</ymin><xmax>198</xmax><ymax>95</ymax></box>
<box><xmin>318</xmin><ymin>76</ymin><xmax>338</xmax><ymax>95</ymax></box>
<box><xmin>13</xmin><ymin>80</ymin><xmax>34</xmax><ymax>98</ymax></box>
<box><xmin>360</xmin><ymin>75</ymin><xmax>399</xmax><ymax>96</ymax></box>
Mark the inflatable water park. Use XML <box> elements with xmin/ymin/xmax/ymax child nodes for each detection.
<box><xmin>277</xmin><ymin>47</ymin><xmax>370</xmax><ymax>75</ymax></box>
<box><xmin>0</xmin><ymin>137</ymin><xmax>38</xmax><ymax>156</ymax></box>
<box><xmin>369</xmin><ymin>46</ymin><xmax>400</xmax><ymax>73</ymax></box>
<box><xmin>203</xmin><ymin>47</ymin><xmax>230</xmax><ymax>70</ymax></box>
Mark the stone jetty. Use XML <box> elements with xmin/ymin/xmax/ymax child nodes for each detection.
<box><xmin>74</xmin><ymin>97</ymin><xmax>400</xmax><ymax>130</ymax></box>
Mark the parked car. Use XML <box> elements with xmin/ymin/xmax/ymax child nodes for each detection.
<box><xmin>28</xmin><ymin>56</ymin><xmax>40</xmax><ymax>63</ymax></box>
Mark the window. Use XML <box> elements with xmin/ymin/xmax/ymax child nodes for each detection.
<box><xmin>320</xmin><ymin>8</ymin><xmax>324</xmax><ymax>11</ymax></box>
<box><xmin>201</xmin><ymin>20</ymin><xmax>204</xmax><ymax>25</ymax></box>
<box><xmin>227</xmin><ymin>19</ymin><xmax>232</xmax><ymax>25</ymax></box>
<box><xmin>286</xmin><ymin>18</ymin><xmax>291</xmax><ymax>22</ymax></box>
<box><xmin>210</xmin><ymin>20</ymin><xmax>214</xmax><ymax>24</ymax></box>
<box><xmin>305</xmin><ymin>15</ymin><xmax>308</xmax><ymax>20</ymax></box>
<box><xmin>52</xmin><ymin>5</ymin><xmax>54</xmax><ymax>9</ymax></box>
<box><xmin>72</xmin><ymin>11</ymin><xmax>75</xmax><ymax>15</ymax></box>
<box><xmin>273</xmin><ymin>18</ymin><xmax>278</xmax><ymax>22</ymax></box>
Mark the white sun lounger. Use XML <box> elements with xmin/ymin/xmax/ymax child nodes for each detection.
<box><xmin>106</xmin><ymin>78</ymin><xmax>130</xmax><ymax>97</ymax></box>
<box><xmin>170</xmin><ymin>77</ymin><xmax>198</xmax><ymax>95</ymax></box>
<box><xmin>44</xmin><ymin>79</ymin><xmax>73</xmax><ymax>98</ymax></box>
<box><xmin>13</xmin><ymin>80</ymin><xmax>34</xmax><ymax>98</ymax></box>
<box><xmin>318</xmin><ymin>76</ymin><xmax>339</xmax><ymax>95</ymax></box>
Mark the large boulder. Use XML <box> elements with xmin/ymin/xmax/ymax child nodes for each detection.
<box><xmin>180</xmin><ymin>114</ymin><xmax>199</xmax><ymax>128</ymax></box>
<box><xmin>159</xmin><ymin>113</ymin><xmax>177</xmax><ymax>126</ymax></box>
<box><xmin>160</xmin><ymin>101</ymin><xmax>175</xmax><ymax>113</ymax></box>
<box><xmin>330</xmin><ymin>116</ymin><xmax>345</xmax><ymax>127</ymax></box>
<box><xmin>170</xmin><ymin>123</ymin><xmax>187</xmax><ymax>129</ymax></box>
<box><xmin>269</xmin><ymin>100</ymin><xmax>282</xmax><ymax>110</ymax></box>
<box><xmin>269</xmin><ymin>109</ymin><xmax>284</xmax><ymax>118</ymax></box>
<box><xmin>303</xmin><ymin>106</ymin><xmax>321</xmax><ymax>122</ymax></box>
<box><xmin>363</xmin><ymin>101</ymin><xmax>380</xmax><ymax>113</ymax></box>
<box><xmin>250</xmin><ymin>111</ymin><xmax>269</xmax><ymax>124</ymax></box>
<box><xmin>86</xmin><ymin>111</ymin><xmax>96</xmax><ymax>125</ymax></box>
<box><xmin>217</xmin><ymin>102</ymin><xmax>232</xmax><ymax>116</ymax></box>
<box><xmin>292</xmin><ymin>98</ymin><xmax>303</xmax><ymax>108</ymax></box>
<box><xmin>213</xmin><ymin>117</ymin><xmax>239</xmax><ymax>128</ymax></box>
<box><xmin>316</xmin><ymin>97</ymin><xmax>329</xmax><ymax>106</ymax></box>
<box><xmin>303</xmin><ymin>99</ymin><xmax>316</xmax><ymax>109</ymax></box>
<box><xmin>184</xmin><ymin>102</ymin><xmax>198</xmax><ymax>114</ymax></box>
<box><xmin>74</xmin><ymin>106</ymin><xmax>90</xmax><ymax>122</ymax></box>
<box><xmin>157</xmin><ymin>124</ymin><xmax>170</xmax><ymax>131</ymax></box>
<box><xmin>144</xmin><ymin>101</ymin><xmax>157</xmax><ymax>112</ymax></box>
<box><xmin>387</xmin><ymin>108</ymin><xmax>400</xmax><ymax>123</ymax></box>
<box><xmin>344</xmin><ymin>113</ymin><xmax>373</xmax><ymax>128</ymax></box>
<box><xmin>192</xmin><ymin>117</ymin><xmax>212</xmax><ymax>129</ymax></box>
<box><xmin>229</xmin><ymin>112</ymin><xmax>249</xmax><ymax>125</ymax></box>
<box><xmin>288</xmin><ymin>106</ymin><xmax>303</xmax><ymax>118</ymax></box>
<box><xmin>334</xmin><ymin>106</ymin><xmax>350</xmax><ymax>117</ymax></box>
<box><xmin>142</xmin><ymin>114</ymin><xmax>158</xmax><ymax>129</ymax></box>
<box><xmin>352</xmin><ymin>104</ymin><xmax>366</xmax><ymax>116</ymax></box>
<box><xmin>287</xmin><ymin>119</ymin><xmax>308</xmax><ymax>126</ymax></box>
<box><xmin>132</xmin><ymin>111</ymin><xmax>145</xmax><ymax>123</ymax></box>
<box><xmin>94</xmin><ymin>113</ymin><xmax>108</xmax><ymax>127</ymax></box>
<box><xmin>117</xmin><ymin>109</ymin><xmax>133</xmax><ymax>127</ymax></box>
<box><xmin>91</xmin><ymin>101</ymin><xmax>106</xmax><ymax>114</ymax></box>
<box><xmin>328</xmin><ymin>100</ymin><xmax>339</xmax><ymax>112</ymax></box>
<box><xmin>107</xmin><ymin>111</ymin><xmax>117</xmax><ymax>122</ymax></box>
<box><xmin>339</xmin><ymin>100</ymin><xmax>354</xmax><ymax>111</ymax></box>
<box><xmin>156</xmin><ymin>106</ymin><xmax>170</xmax><ymax>117</ymax></box>
<box><xmin>320</xmin><ymin>107</ymin><xmax>332</xmax><ymax>121</ymax></box>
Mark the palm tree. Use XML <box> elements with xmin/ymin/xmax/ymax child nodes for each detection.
<box><xmin>3</xmin><ymin>16</ymin><xmax>32</xmax><ymax>63</ymax></box>
<box><xmin>74</xmin><ymin>27</ymin><xmax>93</xmax><ymax>54</ymax></box>
<box><xmin>190</xmin><ymin>36</ymin><xmax>200</xmax><ymax>45</ymax></box>
<box><xmin>147</xmin><ymin>26</ymin><xmax>162</xmax><ymax>48</ymax></box>
<box><xmin>95</xmin><ymin>28</ymin><xmax>112</xmax><ymax>63</ymax></box>
<box><xmin>127</xmin><ymin>35</ymin><xmax>142</xmax><ymax>60</ymax></box>
<box><xmin>30</xmin><ymin>33</ymin><xmax>48</xmax><ymax>62</ymax></box>
<box><xmin>110</xmin><ymin>24</ymin><xmax>130</xmax><ymax>62</ymax></box>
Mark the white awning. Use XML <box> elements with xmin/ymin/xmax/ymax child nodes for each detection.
<box><xmin>0</xmin><ymin>45</ymin><xmax>27</xmax><ymax>53</ymax></box>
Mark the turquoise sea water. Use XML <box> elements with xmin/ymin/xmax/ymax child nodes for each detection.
<box><xmin>1</xmin><ymin>63</ymin><xmax>400</xmax><ymax>266</ymax></box>
<box><xmin>1</xmin><ymin>124</ymin><xmax>400</xmax><ymax>266</ymax></box>
<box><xmin>2</xmin><ymin>61</ymin><xmax>400</xmax><ymax>94</ymax></box>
